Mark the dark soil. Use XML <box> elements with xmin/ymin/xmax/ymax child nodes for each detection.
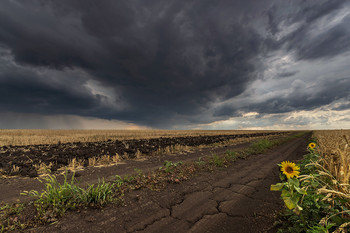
<box><xmin>0</xmin><ymin>137</ymin><xmax>264</xmax><ymax>204</ymax></box>
<box><xmin>0</xmin><ymin>132</ymin><xmax>289</xmax><ymax>177</ymax></box>
<box><xmin>28</xmin><ymin>133</ymin><xmax>310</xmax><ymax>233</ymax></box>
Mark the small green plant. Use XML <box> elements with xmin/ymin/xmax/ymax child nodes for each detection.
<box><xmin>210</xmin><ymin>154</ymin><xmax>225</xmax><ymax>167</ymax></box>
<box><xmin>114</xmin><ymin>175</ymin><xmax>124</xmax><ymax>187</ymax></box>
<box><xmin>22</xmin><ymin>169</ymin><xmax>117</xmax><ymax>218</ymax></box>
<box><xmin>134</xmin><ymin>168</ymin><xmax>143</xmax><ymax>176</ymax></box>
<box><xmin>195</xmin><ymin>157</ymin><xmax>205</xmax><ymax>166</ymax></box>
<box><xmin>250</xmin><ymin>139</ymin><xmax>275</xmax><ymax>154</ymax></box>
<box><xmin>225</xmin><ymin>150</ymin><xmax>237</xmax><ymax>161</ymax></box>
<box><xmin>81</xmin><ymin>179</ymin><xmax>115</xmax><ymax>205</ymax></box>
<box><xmin>160</xmin><ymin>160</ymin><xmax>183</xmax><ymax>173</ymax></box>
<box><xmin>22</xmin><ymin>170</ymin><xmax>83</xmax><ymax>216</ymax></box>
<box><xmin>0</xmin><ymin>202</ymin><xmax>25</xmax><ymax>232</ymax></box>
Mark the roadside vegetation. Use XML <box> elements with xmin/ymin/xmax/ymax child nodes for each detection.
<box><xmin>0</xmin><ymin>132</ymin><xmax>305</xmax><ymax>232</ymax></box>
<box><xmin>272</xmin><ymin>130</ymin><xmax>350</xmax><ymax>232</ymax></box>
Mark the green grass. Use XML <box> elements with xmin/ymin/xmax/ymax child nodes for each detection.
<box><xmin>210</xmin><ymin>154</ymin><xmax>225</xmax><ymax>167</ymax></box>
<box><xmin>22</xmin><ymin>170</ymin><xmax>115</xmax><ymax>217</ymax></box>
<box><xmin>248</xmin><ymin>139</ymin><xmax>276</xmax><ymax>154</ymax></box>
<box><xmin>81</xmin><ymin>180</ymin><xmax>115</xmax><ymax>206</ymax></box>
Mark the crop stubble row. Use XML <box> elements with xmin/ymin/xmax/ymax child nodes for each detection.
<box><xmin>0</xmin><ymin>132</ymin><xmax>290</xmax><ymax>177</ymax></box>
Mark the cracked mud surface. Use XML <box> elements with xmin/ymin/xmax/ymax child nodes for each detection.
<box><xmin>29</xmin><ymin>134</ymin><xmax>310</xmax><ymax>233</ymax></box>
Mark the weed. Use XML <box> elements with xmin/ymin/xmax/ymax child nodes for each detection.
<box><xmin>81</xmin><ymin>180</ymin><xmax>115</xmax><ymax>206</ymax></box>
<box><xmin>195</xmin><ymin>157</ymin><xmax>205</xmax><ymax>166</ymax></box>
<box><xmin>210</xmin><ymin>154</ymin><xmax>225</xmax><ymax>167</ymax></box>
<box><xmin>160</xmin><ymin>161</ymin><xmax>183</xmax><ymax>173</ymax></box>
<box><xmin>22</xmin><ymin>169</ymin><xmax>117</xmax><ymax>218</ymax></box>
<box><xmin>114</xmin><ymin>175</ymin><xmax>124</xmax><ymax>188</ymax></box>
<box><xmin>0</xmin><ymin>202</ymin><xmax>25</xmax><ymax>232</ymax></box>
<box><xmin>249</xmin><ymin>139</ymin><xmax>275</xmax><ymax>154</ymax></box>
<box><xmin>225</xmin><ymin>150</ymin><xmax>237</xmax><ymax>161</ymax></box>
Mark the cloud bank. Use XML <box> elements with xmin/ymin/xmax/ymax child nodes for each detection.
<box><xmin>0</xmin><ymin>0</ymin><xmax>349</xmax><ymax>129</ymax></box>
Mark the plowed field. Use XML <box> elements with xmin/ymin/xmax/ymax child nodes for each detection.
<box><xmin>0</xmin><ymin>132</ymin><xmax>288</xmax><ymax>177</ymax></box>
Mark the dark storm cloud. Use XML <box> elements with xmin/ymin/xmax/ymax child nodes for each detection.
<box><xmin>0</xmin><ymin>63</ymin><xmax>106</xmax><ymax>116</ymax></box>
<box><xmin>0</xmin><ymin>0</ymin><xmax>274</xmax><ymax>127</ymax></box>
<box><xmin>0</xmin><ymin>0</ymin><xmax>350</xmax><ymax>128</ymax></box>
<box><xmin>268</xmin><ymin>0</ymin><xmax>350</xmax><ymax>60</ymax></box>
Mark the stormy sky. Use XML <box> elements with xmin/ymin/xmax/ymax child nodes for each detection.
<box><xmin>0</xmin><ymin>0</ymin><xmax>349</xmax><ymax>129</ymax></box>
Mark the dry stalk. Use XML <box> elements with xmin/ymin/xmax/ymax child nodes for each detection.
<box><xmin>88</xmin><ymin>157</ymin><xmax>97</xmax><ymax>166</ymax></box>
<box><xmin>135</xmin><ymin>149</ymin><xmax>142</xmax><ymax>159</ymax></box>
<box><xmin>34</xmin><ymin>162</ymin><xmax>53</xmax><ymax>175</ymax></box>
<box><xmin>112</xmin><ymin>153</ymin><xmax>121</xmax><ymax>163</ymax></box>
<box><xmin>68</xmin><ymin>158</ymin><xmax>84</xmax><ymax>171</ymax></box>
<box><xmin>11</xmin><ymin>165</ymin><xmax>20</xmax><ymax>173</ymax></box>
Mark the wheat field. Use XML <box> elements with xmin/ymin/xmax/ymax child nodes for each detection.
<box><xmin>313</xmin><ymin>130</ymin><xmax>350</xmax><ymax>198</ymax></box>
<box><xmin>0</xmin><ymin>129</ymin><xmax>286</xmax><ymax>146</ymax></box>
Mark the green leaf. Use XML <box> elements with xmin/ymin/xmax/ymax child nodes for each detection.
<box><xmin>270</xmin><ymin>183</ymin><xmax>285</xmax><ymax>191</ymax></box>
<box><xmin>289</xmin><ymin>177</ymin><xmax>299</xmax><ymax>187</ymax></box>
<box><xmin>281</xmin><ymin>189</ymin><xmax>290</xmax><ymax>197</ymax></box>
<box><xmin>283</xmin><ymin>196</ymin><xmax>297</xmax><ymax>209</ymax></box>
<box><xmin>294</xmin><ymin>186</ymin><xmax>307</xmax><ymax>195</ymax></box>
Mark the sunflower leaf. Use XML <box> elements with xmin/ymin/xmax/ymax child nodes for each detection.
<box><xmin>283</xmin><ymin>196</ymin><xmax>297</xmax><ymax>209</ymax></box>
<box><xmin>281</xmin><ymin>189</ymin><xmax>290</xmax><ymax>197</ymax></box>
<box><xmin>294</xmin><ymin>186</ymin><xmax>307</xmax><ymax>195</ymax></box>
<box><xmin>270</xmin><ymin>183</ymin><xmax>285</xmax><ymax>191</ymax></box>
<box><xmin>289</xmin><ymin>177</ymin><xmax>299</xmax><ymax>187</ymax></box>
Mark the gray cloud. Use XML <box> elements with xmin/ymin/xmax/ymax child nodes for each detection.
<box><xmin>270</xmin><ymin>0</ymin><xmax>350</xmax><ymax>60</ymax></box>
<box><xmin>277</xmin><ymin>71</ymin><xmax>299</xmax><ymax>78</ymax></box>
<box><xmin>215</xmin><ymin>75</ymin><xmax>350</xmax><ymax>118</ymax></box>
<box><xmin>0</xmin><ymin>0</ymin><xmax>350</xmax><ymax>128</ymax></box>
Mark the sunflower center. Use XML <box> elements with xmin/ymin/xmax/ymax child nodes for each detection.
<box><xmin>286</xmin><ymin>166</ymin><xmax>294</xmax><ymax>173</ymax></box>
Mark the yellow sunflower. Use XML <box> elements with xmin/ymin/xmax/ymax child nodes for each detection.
<box><xmin>308</xmin><ymin>142</ymin><xmax>316</xmax><ymax>150</ymax></box>
<box><xmin>280</xmin><ymin>161</ymin><xmax>300</xmax><ymax>179</ymax></box>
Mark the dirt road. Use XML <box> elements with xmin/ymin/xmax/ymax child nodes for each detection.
<box><xmin>30</xmin><ymin>133</ymin><xmax>310</xmax><ymax>233</ymax></box>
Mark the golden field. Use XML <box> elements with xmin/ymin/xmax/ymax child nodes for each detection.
<box><xmin>0</xmin><ymin>129</ymin><xmax>286</xmax><ymax>146</ymax></box>
<box><xmin>313</xmin><ymin>130</ymin><xmax>350</xmax><ymax>198</ymax></box>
